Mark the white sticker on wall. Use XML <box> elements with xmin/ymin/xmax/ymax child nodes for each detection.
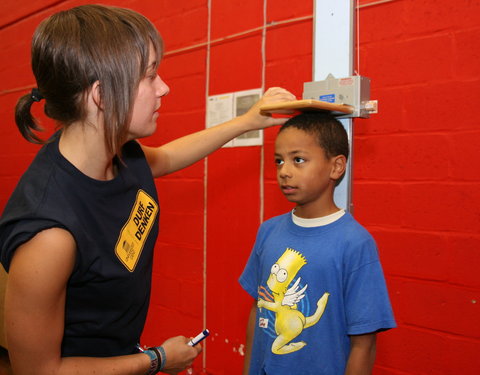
<box><xmin>206</xmin><ymin>88</ymin><xmax>263</xmax><ymax>147</ymax></box>
<box><xmin>206</xmin><ymin>93</ymin><xmax>234</xmax><ymax>147</ymax></box>
<box><xmin>232</xmin><ymin>89</ymin><xmax>263</xmax><ymax>147</ymax></box>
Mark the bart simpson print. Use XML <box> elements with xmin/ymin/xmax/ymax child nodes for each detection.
<box><xmin>258</xmin><ymin>248</ymin><xmax>330</xmax><ymax>355</ymax></box>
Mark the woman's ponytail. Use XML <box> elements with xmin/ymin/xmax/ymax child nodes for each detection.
<box><xmin>14</xmin><ymin>89</ymin><xmax>45</xmax><ymax>144</ymax></box>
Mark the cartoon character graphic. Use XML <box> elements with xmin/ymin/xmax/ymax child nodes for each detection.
<box><xmin>258</xmin><ymin>248</ymin><xmax>330</xmax><ymax>355</ymax></box>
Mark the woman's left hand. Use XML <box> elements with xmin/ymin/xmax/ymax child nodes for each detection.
<box><xmin>241</xmin><ymin>87</ymin><xmax>297</xmax><ymax>130</ymax></box>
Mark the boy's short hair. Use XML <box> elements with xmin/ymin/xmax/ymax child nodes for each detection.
<box><xmin>279</xmin><ymin>112</ymin><xmax>349</xmax><ymax>160</ymax></box>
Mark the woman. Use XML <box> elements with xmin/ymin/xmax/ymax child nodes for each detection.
<box><xmin>0</xmin><ymin>4</ymin><xmax>294</xmax><ymax>375</ymax></box>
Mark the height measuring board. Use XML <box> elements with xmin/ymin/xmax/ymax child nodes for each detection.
<box><xmin>313</xmin><ymin>0</ymin><xmax>355</xmax><ymax>211</ymax></box>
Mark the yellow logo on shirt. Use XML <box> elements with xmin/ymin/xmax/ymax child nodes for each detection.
<box><xmin>115</xmin><ymin>190</ymin><xmax>158</xmax><ymax>272</ymax></box>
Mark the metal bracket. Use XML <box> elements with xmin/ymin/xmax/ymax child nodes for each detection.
<box><xmin>303</xmin><ymin>74</ymin><xmax>377</xmax><ymax>118</ymax></box>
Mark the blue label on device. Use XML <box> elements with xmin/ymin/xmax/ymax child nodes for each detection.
<box><xmin>319</xmin><ymin>94</ymin><xmax>335</xmax><ymax>103</ymax></box>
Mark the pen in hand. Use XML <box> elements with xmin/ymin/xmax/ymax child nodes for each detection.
<box><xmin>188</xmin><ymin>329</ymin><xmax>210</xmax><ymax>346</ymax></box>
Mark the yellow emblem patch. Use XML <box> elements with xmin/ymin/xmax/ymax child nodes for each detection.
<box><xmin>115</xmin><ymin>189</ymin><xmax>158</xmax><ymax>272</ymax></box>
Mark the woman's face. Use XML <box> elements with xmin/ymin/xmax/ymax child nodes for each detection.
<box><xmin>127</xmin><ymin>45</ymin><xmax>169</xmax><ymax>140</ymax></box>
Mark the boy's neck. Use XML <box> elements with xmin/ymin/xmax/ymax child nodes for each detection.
<box><xmin>293</xmin><ymin>199</ymin><xmax>340</xmax><ymax>219</ymax></box>
<box><xmin>292</xmin><ymin>208</ymin><xmax>345</xmax><ymax>227</ymax></box>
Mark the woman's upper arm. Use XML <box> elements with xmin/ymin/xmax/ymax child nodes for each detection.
<box><xmin>5</xmin><ymin>227</ymin><xmax>76</xmax><ymax>375</ymax></box>
<box><xmin>141</xmin><ymin>144</ymin><xmax>170</xmax><ymax>178</ymax></box>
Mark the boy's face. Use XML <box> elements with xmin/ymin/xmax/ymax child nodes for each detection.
<box><xmin>274</xmin><ymin>127</ymin><xmax>343</xmax><ymax>218</ymax></box>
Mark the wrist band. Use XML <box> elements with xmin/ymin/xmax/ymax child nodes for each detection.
<box><xmin>144</xmin><ymin>349</ymin><xmax>159</xmax><ymax>375</ymax></box>
<box><xmin>149</xmin><ymin>346</ymin><xmax>167</xmax><ymax>371</ymax></box>
<box><xmin>158</xmin><ymin>346</ymin><xmax>166</xmax><ymax>370</ymax></box>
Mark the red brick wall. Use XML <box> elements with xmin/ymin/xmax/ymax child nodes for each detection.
<box><xmin>356</xmin><ymin>2</ymin><xmax>480</xmax><ymax>375</ymax></box>
<box><xmin>1</xmin><ymin>1</ymin><xmax>479</xmax><ymax>374</ymax></box>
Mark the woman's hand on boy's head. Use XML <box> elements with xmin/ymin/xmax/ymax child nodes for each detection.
<box><xmin>242</xmin><ymin>87</ymin><xmax>297</xmax><ymax>130</ymax></box>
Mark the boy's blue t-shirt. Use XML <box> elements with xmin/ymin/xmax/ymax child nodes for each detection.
<box><xmin>239</xmin><ymin>212</ymin><xmax>396</xmax><ymax>375</ymax></box>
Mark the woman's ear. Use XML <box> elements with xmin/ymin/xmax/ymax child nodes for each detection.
<box><xmin>90</xmin><ymin>81</ymin><xmax>103</xmax><ymax>110</ymax></box>
<box><xmin>330</xmin><ymin>155</ymin><xmax>347</xmax><ymax>181</ymax></box>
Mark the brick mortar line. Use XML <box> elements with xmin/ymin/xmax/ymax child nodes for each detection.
<box><xmin>367</xmin><ymin>226</ymin><xmax>480</xmax><ymax>238</ymax></box>
<box><xmin>393</xmin><ymin>323</ymin><xmax>480</xmax><ymax>344</ymax></box>
<box><xmin>0</xmin><ymin>0</ymin><xmax>65</xmax><ymax>30</ymax></box>
<box><xmin>388</xmin><ymin>274</ymin><xmax>480</xmax><ymax>291</ymax></box>
<box><xmin>163</xmin><ymin>15</ymin><xmax>313</xmax><ymax>57</ymax></box>
<box><xmin>353</xmin><ymin>180</ymin><xmax>480</xmax><ymax>185</ymax></box>
<box><xmin>0</xmin><ymin>1</ymin><xmax>402</xmax><ymax>96</ymax></box>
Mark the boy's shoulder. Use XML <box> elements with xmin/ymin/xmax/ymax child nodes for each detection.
<box><xmin>332</xmin><ymin>213</ymin><xmax>376</xmax><ymax>249</ymax></box>
<box><xmin>262</xmin><ymin>211</ymin><xmax>290</xmax><ymax>224</ymax></box>
<box><xmin>254</xmin><ymin>212</ymin><xmax>291</xmax><ymax>240</ymax></box>
<box><xmin>340</xmin><ymin>213</ymin><xmax>373</xmax><ymax>235</ymax></box>
<box><xmin>260</xmin><ymin>211</ymin><xmax>290</xmax><ymax>229</ymax></box>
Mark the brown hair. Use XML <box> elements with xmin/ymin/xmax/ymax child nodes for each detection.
<box><xmin>279</xmin><ymin>112</ymin><xmax>349</xmax><ymax>160</ymax></box>
<box><xmin>15</xmin><ymin>4</ymin><xmax>163</xmax><ymax>155</ymax></box>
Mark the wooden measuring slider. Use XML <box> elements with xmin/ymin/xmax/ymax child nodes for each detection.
<box><xmin>260</xmin><ymin>99</ymin><xmax>354</xmax><ymax>116</ymax></box>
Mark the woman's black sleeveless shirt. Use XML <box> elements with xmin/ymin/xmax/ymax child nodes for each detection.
<box><xmin>0</xmin><ymin>133</ymin><xmax>159</xmax><ymax>357</ymax></box>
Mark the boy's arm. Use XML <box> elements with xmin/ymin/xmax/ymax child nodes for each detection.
<box><xmin>242</xmin><ymin>300</ymin><xmax>257</xmax><ymax>375</ymax></box>
<box><xmin>344</xmin><ymin>333</ymin><xmax>377</xmax><ymax>375</ymax></box>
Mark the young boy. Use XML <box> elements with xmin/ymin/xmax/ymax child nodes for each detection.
<box><xmin>239</xmin><ymin>113</ymin><xmax>396</xmax><ymax>375</ymax></box>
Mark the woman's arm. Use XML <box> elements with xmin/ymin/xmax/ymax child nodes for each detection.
<box><xmin>5</xmin><ymin>228</ymin><xmax>200</xmax><ymax>375</ymax></box>
<box><xmin>142</xmin><ymin>87</ymin><xmax>296</xmax><ymax>178</ymax></box>
<box><xmin>344</xmin><ymin>333</ymin><xmax>377</xmax><ymax>375</ymax></box>
<box><xmin>242</xmin><ymin>300</ymin><xmax>257</xmax><ymax>375</ymax></box>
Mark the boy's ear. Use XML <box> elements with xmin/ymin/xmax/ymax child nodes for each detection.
<box><xmin>330</xmin><ymin>155</ymin><xmax>347</xmax><ymax>181</ymax></box>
